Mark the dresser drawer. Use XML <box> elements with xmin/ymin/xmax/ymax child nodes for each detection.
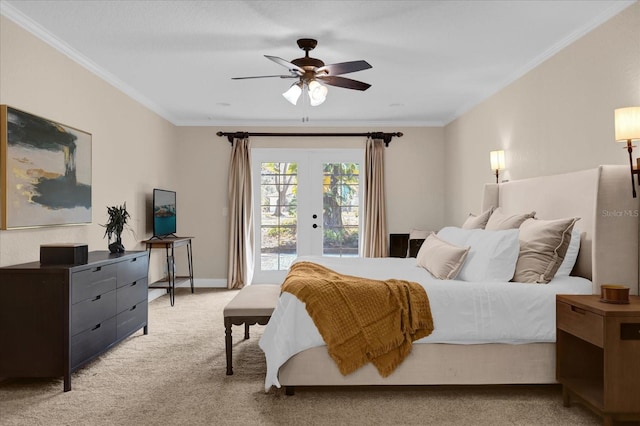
<box><xmin>117</xmin><ymin>301</ymin><xmax>148</xmax><ymax>340</ymax></box>
<box><xmin>117</xmin><ymin>254</ymin><xmax>148</xmax><ymax>288</ymax></box>
<box><xmin>117</xmin><ymin>278</ymin><xmax>148</xmax><ymax>313</ymax></box>
<box><xmin>71</xmin><ymin>289</ymin><xmax>117</xmax><ymax>336</ymax></box>
<box><xmin>72</xmin><ymin>264</ymin><xmax>117</xmax><ymax>304</ymax></box>
<box><xmin>557</xmin><ymin>301</ymin><xmax>604</xmax><ymax>347</ymax></box>
<box><xmin>70</xmin><ymin>316</ymin><xmax>117</xmax><ymax>369</ymax></box>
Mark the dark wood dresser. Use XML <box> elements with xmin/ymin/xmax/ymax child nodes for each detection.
<box><xmin>0</xmin><ymin>250</ymin><xmax>148</xmax><ymax>391</ymax></box>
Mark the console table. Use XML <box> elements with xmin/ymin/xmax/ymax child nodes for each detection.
<box><xmin>0</xmin><ymin>251</ymin><xmax>148</xmax><ymax>391</ymax></box>
<box><xmin>143</xmin><ymin>237</ymin><xmax>194</xmax><ymax>306</ymax></box>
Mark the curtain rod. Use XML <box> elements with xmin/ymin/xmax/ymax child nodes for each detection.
<box><xmin>216</xmin><ymin>131</ymin><xmax>403</xmax><ymax>147</ymax></box>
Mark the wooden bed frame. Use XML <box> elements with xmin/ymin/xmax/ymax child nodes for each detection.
<box><xmin>277</xmin><ymin>165</ymin><xmax>639</xmax><ymax>394</ymax></box>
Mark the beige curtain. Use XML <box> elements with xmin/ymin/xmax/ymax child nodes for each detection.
<box><xmin>227</xmin><ymin>137</ymin><xmax>254</xmax><ymax>289</ymax></box>
<box><xmin>362</xmin><ymin>137</ymin><xmax>388</xmax><ymax>257</ymax></box>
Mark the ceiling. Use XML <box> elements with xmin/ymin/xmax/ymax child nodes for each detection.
<box><xmin>1</xmin><ymin>0</ymin><xmax>635</xmax><ymax>127</ymax></box>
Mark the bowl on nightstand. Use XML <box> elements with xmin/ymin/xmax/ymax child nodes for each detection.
<box><xmin>600</xmin><ymin>284</ymin><xmax>630</xmax><ymax>304</ymax></box>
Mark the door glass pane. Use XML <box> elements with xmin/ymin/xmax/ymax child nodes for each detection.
<box><xmin>322</xmin><ymin>162</ymin><xmax>359</xmax><ymax>257</ymax></box>
<box><xmin>260</xmin><ymin>162</ymin><xmax>298</xmax><ymax>271</ymax></box>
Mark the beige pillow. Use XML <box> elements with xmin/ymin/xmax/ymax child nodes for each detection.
<box><xmin>461</xmin><ymin>207</ymin><xmax>494</xmax><ymax>229</ymax></box>
<box><xmin>512</xmin><ymin>217</ymin><xmax>579</xmax><ymax>284</ymax></box>
<box><xmin>416</xmin><ymin>233</ymin><xmax>470</xmax><ymax>280</ymax></box>
<box><xmin>485</xmin><ymin>207</ymin><xmax>536</xmax><ymax>230</ymax></box>
<box><xmin>409</xmin><ymin>229</ymin><xmax>430</xmax><ymax>240</ymax></box>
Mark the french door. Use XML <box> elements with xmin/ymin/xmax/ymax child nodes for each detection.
<box><xmin>251</xmin><ymin>148</ymin><xmax>363</xmax><ymax>284</ymax></box>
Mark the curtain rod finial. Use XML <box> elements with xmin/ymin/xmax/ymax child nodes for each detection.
<box><xmin>216</xmin><ymin>131</ymin><xmax>233</xmax><ymax>144</ymax></box>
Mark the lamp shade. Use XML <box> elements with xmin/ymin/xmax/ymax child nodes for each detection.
<box><xmin>282</xmin><ymin>83</ymin><xmax>302</xmax><ymax>105</ymax></box>
<box><xmin>615</xmin><ymin>106</ymin><xmax>640</xmax><ymax>142</ymax></box>
<box><xmin>308</xmin><ymin>80</ymin><xmax>328</xmax><ymax>106</ymax></box>
<box><xmin>490</xmin><ymin>150</ymin><xmax>506</xmax><ymax>171</ymax></box>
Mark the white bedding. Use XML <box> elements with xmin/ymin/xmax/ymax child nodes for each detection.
<box><xmin>259</xmin><ymin>256</ymin><xmax>592</xmax><ymax>390</ymax></box>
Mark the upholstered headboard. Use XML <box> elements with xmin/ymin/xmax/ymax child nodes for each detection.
<box><xmin>481</xmin><ymin>165</ymin><xmax>639</xmax><ymax>295</ymax></box>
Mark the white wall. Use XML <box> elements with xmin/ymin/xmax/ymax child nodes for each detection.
<box><xmin>0</xmin><ymin>16</ymin><xmax>177</xmax><ymax>284</ymax></box>
<box><xmin>444</xmin><ymin>2</ymin><xmax>640</xmax><ymax>225</ymax></box>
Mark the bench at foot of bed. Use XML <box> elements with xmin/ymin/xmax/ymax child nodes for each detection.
<box><xmin>223</xmin><ymin>284</ymin><xmax>280</xmax><ymax>375</ymax></box>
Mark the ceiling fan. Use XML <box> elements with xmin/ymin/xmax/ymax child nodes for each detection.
<box><xmin>232</xmin><ymin>38</ymin><xmax>372</xmax><ymax>106</ymax></box>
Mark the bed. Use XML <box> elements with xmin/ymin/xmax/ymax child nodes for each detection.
<box><xmin>259</xmin><ymin>165</ymin><xmax>639</xmax><ymax>393</ymax></box>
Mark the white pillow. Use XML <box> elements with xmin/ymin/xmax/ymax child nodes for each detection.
<box><xmin>555</xmin><ymin>228</ymin><xmax>581</xmax><ymax>276</ymax></box>
<box><xmin>415</xmin><ymin>233</ymin><xmax>470</xmax><ymax>280</ymax></box>
<box><xmin>436</xmin><ymin>227</ymin><xmax>520</xmax><ymax>282</ymax></box>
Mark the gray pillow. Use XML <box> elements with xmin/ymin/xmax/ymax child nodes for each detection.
<box><xmin>512</xmin><ymin>217</ymin><xmax>579</xmax><ymax>284</ymax></box>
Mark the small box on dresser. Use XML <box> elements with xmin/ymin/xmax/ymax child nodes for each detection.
<box><xmin>0</xmin><ymin>251</ymin><xmax>148</xmax><ymax>392</ymax></box>
<box><xmin>556</xmin><ymin>294</ymin><xmax>640</xmax><ymax>426</ymax></box>
<box><xmin>40</xmin><ymin>243</ymin><xmax>88</xmax><ymax>265</ymax></box>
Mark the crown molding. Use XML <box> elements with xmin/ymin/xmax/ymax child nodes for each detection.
<box><xmin>0</xmin><ymin>1</ymin><xmax>177</xmax><ymax>124</ymax></box>
<box><xmin>174</xmin><ymin>118</ymin><xmax>444</xmax><ymax>127</ymax></box>
<box><xmin>444</xmin><ymin>0</ymin><xmax>637</xmax><ymax>125</ymax></box>
<box><xmin>4</xmin><ymin>0</ymin><xmax>633</xmax><ymax>129</ymax></box>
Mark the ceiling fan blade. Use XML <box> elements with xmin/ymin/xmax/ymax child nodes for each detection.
<box><xmin>265</xmin><ymin>55</ymin><xmax>305</xmax><ymax>74</ymax></box>
<box><xmin>318</xmin><ymin>75</ymin><xmax>371</xmax><ymax>91</ymax></box>
<box><xmin>232</xmin><ymin>75</ymin><xmax>298</xmax><ymax>80</ymax></box>
<box><xmin>316</xmin><ymin>60</ymin><xmax>372</xmax><ymax>76</ymax></box>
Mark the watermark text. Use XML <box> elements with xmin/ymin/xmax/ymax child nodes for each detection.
<box><xmin>602</xmin><ymin>209</ymin><xmax>639</xmax><ymax>217</ymax></box>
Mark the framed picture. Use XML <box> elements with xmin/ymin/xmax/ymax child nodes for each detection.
<box><xmin>0</xmin><ymin>105</ymin><xmax>92</xmax><ymax>229</ymax></box>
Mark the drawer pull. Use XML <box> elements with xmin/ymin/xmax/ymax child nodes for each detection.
<box><xmin>570</xmin><ymin>306</ymin><xmax>586</xmax><ymax>315</ymax></box>
<box><xmin>131</xmin><ymin>258</ymin><xmax>137</xmax><ymax>262</ymax></box>
<box><xmin>131</xmin><ymin>281</ymin><xmax>137</xmax><ymax>286</ymax></box>
<box><xmin>91</xmin><ymin>323</ymin><xmax>101</xmax><ymax>331</ymax></box>
<box><xmin>130</xmin><ymin>305</ymin><xmax>137</xmax><ymax>311</ymax></box>
<box><xmin>92</xmin><ymin>294</ymin><xmax>102</xmax><ymax>302</ymax></box>
<box><xmin>94</xmin><ymin>266</ymin><xmax>102</xmax><ymax>272</ymax></box>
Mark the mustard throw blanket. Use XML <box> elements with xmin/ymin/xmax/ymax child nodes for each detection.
<box><xmin>282</xmin><ymin>261</ymin><xmax>434</xmax><ymax>377</ymax></box>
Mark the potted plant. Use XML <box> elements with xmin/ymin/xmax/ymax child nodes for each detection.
<box><xmin>102</xmin><ymin>202</ymin><xmax>131</xmax><ymax>253</ymax></box>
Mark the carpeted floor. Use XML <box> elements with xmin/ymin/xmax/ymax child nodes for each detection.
<box><xmin>0</xmin><ymin>288</ymin><xmax>608</xmax><ymax>425</ymax></box>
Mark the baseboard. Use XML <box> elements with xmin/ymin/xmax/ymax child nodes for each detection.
<box><xmin>187</xmin><ymin>278</ymin><xmax>227</xmax><ymax>288</ymax></box>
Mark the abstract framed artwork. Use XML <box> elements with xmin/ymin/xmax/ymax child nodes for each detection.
<box><xmin>0</xmin><ymin>105</ymin><xmax>92</xmax><ymax>229</ymax></box>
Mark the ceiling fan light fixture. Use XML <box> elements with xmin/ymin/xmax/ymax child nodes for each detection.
<box><xmin>308</xmin><ymin>80</ymin><xmax>328</xmax><ymax>106</ymax></box>
<box><xmin>282</xmin><ymin>82</ymin><xmax>303</xmax><ymax>105</ymax></box>
<box><xmin>234</xmin><ymin>39</ymin><xmax>371</xmax><ymax>106</ymax></box>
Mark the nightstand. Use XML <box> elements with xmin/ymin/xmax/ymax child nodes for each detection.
<box><xmin>556</xmin><ymin>294</ymin><xmax>640</xmax><ymax>426</ymax></box>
